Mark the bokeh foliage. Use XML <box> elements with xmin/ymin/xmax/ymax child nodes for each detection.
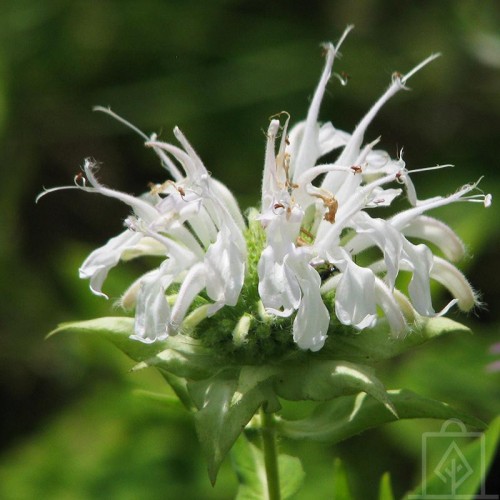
<box><xmin>0</xmin><ymin>1</ymin><xmax>498</xmax><ymax>498</ymax></box>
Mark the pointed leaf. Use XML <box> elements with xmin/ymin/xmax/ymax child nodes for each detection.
<box><xmin>274</xmin><ymin>360</ymin><xmax>395</xmax><ymax>415</ymax></box>
<box><xmin>405</xmin><ymin>416</ymin><xmax>500</xmax><ymax>499</ymax></box>
<box><xmin>332</xmin><ymin>458</ymin><xmax>352</xmax><ymax>500</ymax></box>
<box><xmin>378</xmin><ymin>472</ymin><xmax>395</xmax><ymax>500</ymax></box>
<box><xmin>49</xmin><ymin>317</ymin><xmax>165</xmax><ymax>362</ymax></box>
<box><xmin>231</xmin><ymin>434</ymin><xmax>304</xmax><ymax>500</ymax></box>
<box><xmin>321</xmin><ymin>317</ymin><xmax>471</xmax><ymax>364</ymax></box>
<box><xmin>277</xmin><ymin>389</ymin><xmax>485</xmax><ymax>443</ymax></box>
<box><xmin>51</xmin><ymin>317</ymin><xmax>219</xmax><ymax>380</ymax></box>
<box><xmin>188</xmin><ymin>371</ymin><xmax>270</xmax><ymax>484</ymax></box>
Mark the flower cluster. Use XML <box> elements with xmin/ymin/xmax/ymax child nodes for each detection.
<box><xmin>40</xmin><ymin>28</ymin><xmax>491</xmax><ymax>354</ymax></box>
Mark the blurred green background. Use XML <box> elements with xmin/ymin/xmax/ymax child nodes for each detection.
<box><xmin>0</xmin><ymin>1</ymin><xmax>499</xmax><ymax>498</ymax></box>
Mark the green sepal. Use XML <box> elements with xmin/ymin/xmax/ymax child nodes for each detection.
<box><xmin>231</xmin><ymin>434</ymin><xmax>305</xmax><ymax>499</ymax></box>
<box><xmin>273</xmin><ymin>360</ymin><xmax>396</xmax><ymax>416</ymax></box>
<box><xmin>187</xmin><ymin>371</ymin><xmax>272</xmax><ymax>485</ymax></box>
<box><xmin>405</xmin><ymin>415</ymin><xmax>500</xmax><ymax>499</ymax></box>
<box><xmin>321</xmin><ymin>317</ymin><xmax>471</xmax><ymax>364</ymax></box>
<box><xmin>276</xmin><ymin>389</ymin><xmax>486</xmax><ymax>442</ymax></box>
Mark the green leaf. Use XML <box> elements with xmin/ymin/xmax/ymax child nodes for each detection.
<box><xmin>405</xmin><ymin>416</ymin><xmax>500</xmax><ymax>499</ymax></box>
<box><xmin>277</xmin><ymin>389</ymin><xmax>485</xmax><ymax>443</ymax></box>
<box><xmin>378</xmin><ymin>472</ymin><xmax>395</xmax><ymax>500</ymax></box>
<box><xmin>50</xmin><ymin>317</ymin><xmax>219</xmax><ymax>381</ymax></box>
<box><xmin>321</xmin><ymin>317</ymin><xmax>471</xmax><ymax>364</ymax></box>
<box><xmin>332</xmin><ymin>458</ymin><xmax>353</xmax><ymax>500</ymax></box>
<box><xmin>48</xmin><ymin>317</ymin><xmax>165</xmax><ymax>362</ymax></box>
<box><xmin>231</xmin><ymin>434</ymin><xmax>304</xmax><ymax>499</ymax></box>
<box><xmin>188</xmin><ymin>371</ymin><xmax>270</xmax><ymax>484</ymax></box>
<box><xmin>274</xmin><ymin>360</ymin><xmax>396</xmax><ymax>416</ymax></box>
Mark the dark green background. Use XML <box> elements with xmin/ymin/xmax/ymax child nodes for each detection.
<box><xmin>0</xmin><ymin>1</ymin><xmax>499</xmax><ymax>498</ymax></box>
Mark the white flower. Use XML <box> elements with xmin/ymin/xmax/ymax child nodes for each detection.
<box><xmin>255</xmin><ymin>26</ymin><xmax>490</xmax><ymax>350</ymax></box>
<box><xmin>39</xmin><ymin>125</ymin><xmax>246</xmax><ymax>343</ymax></box>
<box><xmin>38</xmin><ymin>27</ymin><xmax>491</xmax><ymax>351</ymax></box>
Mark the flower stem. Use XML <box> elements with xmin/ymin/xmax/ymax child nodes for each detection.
<box><xmin>260</xmin><ymin>407</ymin><xmax>281</xmax><ymax>500</ymax></box>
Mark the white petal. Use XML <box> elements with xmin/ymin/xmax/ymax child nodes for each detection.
<box><xmin>261</xmin><ymin>119</ymin><xmax>281</xmax><ymax>208</ymax></box>
<box><xmin>292</xmin><ymin>42</ymin><xmax>337</xmax><ymax>179</ymax></box>
<box><xmin>173</xmin><ymin>126</ymin><xmax>210</xmax><ymax>180</ymax></box>
<box><xmin>79</xmin><ymin>229</ymin><xmax>143</xmax><ymax>298</ymax></box>
<box><xmin>169</xmin><ymin>262</ymin><xmax>206</xmax><ymax>331</ymax></box>
<box><xmin>335</xmin><ymin>260</ymin><xmax>377</xmax><ymax>330</ymax></box>
<box><xmin>146</xmin><ymin>140</ymin><xmax>197</xmax><ymax>179</ymax></box>
<box><xmin>258</xmin><ymin>246</ymin><xmax>301</xmax><ymax>316</ymax></box>
<box><xmin>205</xmin><ymin>229</ymin><xmax>245</xmax><ymax>308</ymax></box>
<box><xmin>212</xmin><ymin>178</ymin><xmax>246</xmax><ymax>232</ymax></box>
<box><xmin>401</xmin><ymin>242</ymin><xmax>435</xmax><ymax>316</ymax></box>
<box><xmin>133</xmin><ymin>222</ymin><xmax>200</xmax><ymax>265</ymax></box>
<box><xmin>389</xmin><ymin>180</ymin><xmax>484</xmax><ymax>230</ymax></box>
<box><xmin>132</xmin><ymin>267</ymin><xmax>173</xmax><ymax>343</ymax></box>
<box><xmin>374</xmin><ymin>278</ymin><xmax>407</xmax><ymax>336</ymax></box>
<box><xmin>402</xmin><ymin>215</ymin><xmax>465</xmax><ymax>262</ymax></box>
<box><xmin>316</xmin><ymin>170</ymin><xmax>402</xmax><ymax>250</ymax></box>
<box><xmin>364</xmin><ymin>187</ymin><xmax>402</xmax><ymax>207</ymax></box>
<box><xmin>120</xmin><ymin>236</ymin><xmax>166</xmax><ymax>261</ymax></box>
<box><xmin>317</xmin><ymin>122</ymin><xmax>351</xmax><ymax>157</ymax></box>
<box><xmin>287</xmin><ymin>254</ymin><xmax>329</xmax><ymax>351</ymax></box>
<box><xmin>431</xmin><ymin>257</ymin><xmax>477</xmax><ymax>311</ymax></box>
<box><xmin>351</xmin><ymin>213</ymin><xmax>403</xmax><ymax>289</ymax></box>
<box><xmin>185</xmin><ymin>205</ymin><xmax>219</xmax><ymax>249</ymax></box>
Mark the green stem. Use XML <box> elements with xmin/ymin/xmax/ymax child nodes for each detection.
<box><xmin>260</xmin><ymin>407</ymin><xmax>281</xmax><ymax>500</ymax></box>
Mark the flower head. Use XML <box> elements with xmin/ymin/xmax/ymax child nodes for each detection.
<box><xmin>39</xmin><ymin>27</ymin><xmax>491</xmax><ymax>356</ymax></box>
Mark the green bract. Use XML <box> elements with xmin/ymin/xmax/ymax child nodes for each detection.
<box><xmin>49</xmin><ymin>313</ymin><xmax>482</xmax><ymax>482</ymax></box>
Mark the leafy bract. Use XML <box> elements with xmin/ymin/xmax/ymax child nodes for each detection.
<box><xmin>320</xmin><ymin>317</ymin><xmax>471</xmax><ymax>364</ymax></box>
<box><xmin>274</xmin><ymin>360</ymin><xmax>396</xmax><ymax>416</ymax></box>
<box><xmin>277</xmin><ymin>389</ymin><xmax>486</xmax><ymax>442</ymax></box>
<box><xmin>48</xmin><ymin>317</ymin><xmax>164</xmax><ymax>362</ymax></box>
<box><xmin>48</xmin><ymin>316</ymin><xmax>484</xmax><ymax>486</ymax></box>
<box><xmin>188</xmin><ymin>371</ymin><xmax>274</xmax><ymax>485</ymax></box>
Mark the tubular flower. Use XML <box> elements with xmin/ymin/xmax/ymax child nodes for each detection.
<box><xmin>39</xmin><ymin>27</ymin><xmax>491</xmax><ymax>353</ymax></box>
